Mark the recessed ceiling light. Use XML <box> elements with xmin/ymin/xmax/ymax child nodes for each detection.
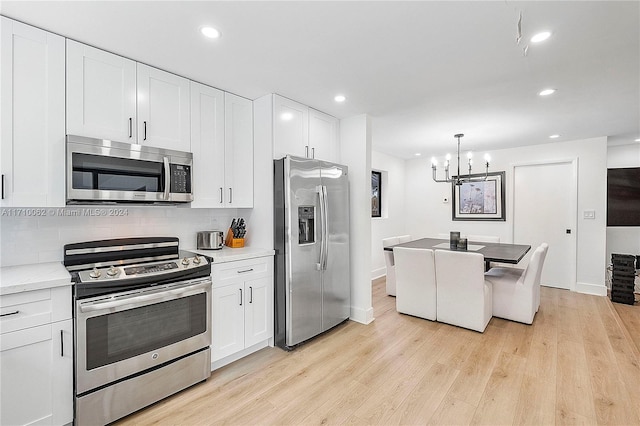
<box><xmin>415</xmin><ymin>153</ymin><xmax>421</xmax><ymax>157</ymax></box>
<box><xmin>280</xmin><ymin>112</ymin><xmax>293</xmax><ymax>121</ymax></box>
<box><xmin>531</xmin><ymin>31</ymin><xmax>551</xmax><ymax>43</ymax></box>
<box><xmin>549</xmin><ymin>134</ymin><xmax>560</xmax><ymax>139</ymax></box>
<box><xmin>334</xmin><ymin>94</ymin><xmax>346</xmax><ymax>103</ymax></box>
<box><xmin>200</xmin><ymin>26</ymin><xmax>221</xmax><ymax>39</ymax></box>
<box><xmin>539</xmin><ymin>88</ymin><xmax>556</xmax><ymax>96</ymax></box>
<box><xmin>635</xmin><ymin>138</ymin><xmax>640</xmax><ymax>142</ymax></box>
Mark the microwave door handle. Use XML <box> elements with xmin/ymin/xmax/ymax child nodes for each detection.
<box><xmin>163</xmin><ymin>157</ymin><xmax>170</xmax><ymax>201</ymax></box>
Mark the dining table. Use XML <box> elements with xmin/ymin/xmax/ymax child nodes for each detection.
<box><xmin>384</xmin><ymin>237</ymin><xmax>531</xmax><ymax>271</ymax></box>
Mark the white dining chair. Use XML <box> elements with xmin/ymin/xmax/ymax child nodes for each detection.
<box><xmin>397</xmin><ymin>235</ymin><xmax>412</xmax><ymax>244</ymax></box>
<box><xmin>394</xmin><ymin>247</ymin><xmax>436</xmax><ymax>320</ymax></box>
<box><xmin>435</xmin><ymin>250</ymin><xmax>493</xmax><ymax>332</ymax></box>
<box><xmin>382</xmin><ymin>236</ymin><xmax>400</xmax><ymax>296</ymax></box>
<box><xmin>485</xmin><ymin>245</ymin><xmax>547</xmax><ymax>324</ymax></box>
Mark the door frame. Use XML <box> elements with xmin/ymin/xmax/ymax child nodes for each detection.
<box><xmin>508</xmin><ymin>158</ymin><xmax>578</xmax><ymax>291</ymax></box>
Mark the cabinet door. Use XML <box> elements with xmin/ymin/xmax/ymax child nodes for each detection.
<box><xmin>224</xmin><ymin>93</ymin><xmax>254</xmax><ymax>208</ymax></box>
<box><xmin>244</xmin><ymin>276</ymin><xmax>273</xmax><ymax>348</ymax></box>
<box><xmin>1</xmin><ymin>17</ymin><xmax>65</xmax><ymax>207</ymax></box>
<box><xmin>66</xmin><ymin>40</ymin><xmax>137</xmax><ymax>143</ymax></box>
<box><xmin>136</xmin><ymin>64</ymin><xmax>190</xmax><ymax>151</ymax></box>
<box><xmin>309</xmin><ymin>108</ymin><xmax>339</xmax><ymax>163</ymax></box>
<box><xmin>0</xmin><ymin>319</ymin><xmax>73</xmax><ymax>426</ymax></box>
<box><xmin>190</xmin><ymin>81</ymin><xmax>225</xmax><ymax>208</ymax></box>
<box><xmin>273</xmin><ymin>95</ymin><xmax>308</xmax><ymax>159</ymax></box>
<box><xmin>211</xmin><ymin>283</ymin><xmax>245</xmax><ymax>361</ymax></box>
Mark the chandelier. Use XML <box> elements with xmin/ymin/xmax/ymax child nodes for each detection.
<box><xmin>431</xmin><ymin>133</ymin><xmax>491</xmax><ymax>186</ymax></box>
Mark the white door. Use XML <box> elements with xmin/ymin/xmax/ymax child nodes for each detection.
<box><xmin>273</xmin><ymin>95</ymin><xmax>308</xmax><ymax>159</ymax></box>
<box><xmin>136</xmin><ymin>63</ymin><xmax>190</xmax><ymax>151</ymax></box>
<box><xmin>1</xmin><ymin>17</ymin><xmax>65</xmax><ymax>207</ymax></box>
<box><xmin>211</xmin><ymin>283</ymin><xmax>245</xmax><ymax>361</ymax></box>
<box><xmin>190</xmin><ymin>81</ymin><xmax>225</xmax><ymax>208</ymax></box>
<box><xmin>513</xmin><ymin>161</ymin><xmax>576</xmax><ymax>290</ymax></box>
<box><xmin>66</xmin><ymin>40</ymin><xmax>136</xmax><ymax>142</ymax></box>
<box><xmin>309</xmin><ymin>108</ymin><xmax>339</xmax><ymax>162</ymax></box>
<box><xmin>224</xmin><ymin>93</ymin><xmax>254</xmax><ymax>208</ymax></box>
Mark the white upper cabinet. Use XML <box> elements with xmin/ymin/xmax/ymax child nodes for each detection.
<box><xmin>309</xmin><ymin>108</ymin><xmax>339</xmax><ymax>163</ymax></box>
<box><xmin>66</xmin><ymin>40</ymin><xmax>136</xmax><ymax>143</ymax></box>
<box><xmin>224</xmin><ymin>93</ymin><xmax>254</xmax><ymax>208</ymax></box>
<box><xmin>272</xmin><ymin>94</ymin><xmax>339</xmax><ymax>162</ymax></box>
<box><xmin>136</xmin><ymin>63</ymin><xmax>190</xmax><ymax>151</ymax></box>
<box><xmin>273</xmin><ymin>95</ymin><xmax>309</xmax><ymax>159</ymax></box>
<box><xmin>67</xmin><ymin>41</ymin><xmax>190</xmax><ymax>151</ymax></box>
<box><xmin>1</xmin><ymin>17</ymin><xmax>65</xmax><ymax>207</ymax></box>
<box><xmin>190</xmin><ymin>81</ymin><xmax>225</xmax><ymax>208</ymax></box>
<box><xmin>190</xmin><ymin>84</ymin><xmax>253</xmax><ymax>209</ymax></box>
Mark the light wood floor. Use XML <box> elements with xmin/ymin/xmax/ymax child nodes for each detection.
<box><xmin>117</xmin><ymin>279</ymin><xmax>640</xmax><ymax>425</ymax></box>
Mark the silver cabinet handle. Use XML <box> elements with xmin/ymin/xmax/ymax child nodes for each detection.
<box><xmin>129</xmin><ymin>117</ymin><xmax>132</xmax><ymax>138</ymax></box>
<box><xmin>312</xmin><ymin>147</ymin><xmax>315</xmax><ymax>159</ymax></box>
<box><xmin>228</xmin><ymin>188</ymin><xmax>233</xmax><ymax>204</ymax></box>
<box><xmin>0</xmin><ymin>310</ymin><xmax>19</xmax><ymax>317</ymax></box>
<box><xmin>239</xmin><ymin>288</ymin><xmax>243</xmax><ymax>306</ymax></box>
<box><xmin>305</xmin><ymin>145</ymin><xmax>309</xmax><ymax>158</ymax></box>
<box><xmin>219</xmin><ymin>187</ymin><xmax>223</xmax><ymax>204</ymax></box>
<box><xmin>249</xmin><ymin>286</ymin><xmax>253</xmax><ymax>304</ymax></box>
<box><xmin>1</xmin><ymin>174</ymin><xmax>4</xmax><ymax>199</ymax></box>
<box><xmin>143</xmin><ymin>121</ymin><xmax>147</xmax><ymax>141</ymax></box>
<box><xmin>237</xmin><ymin>268</ymin><xmax>254</xmax><ymax>274</ymax></box>
<box><xmin>60</xmin><ymin>330</ymin><xmax>64</xmax><ymax>357</ymax></box>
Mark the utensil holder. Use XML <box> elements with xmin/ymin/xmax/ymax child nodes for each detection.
<box><xmin>225</xmin><ymin>228</ymin><xmax>245</xmax><ymax>248</ymax></box>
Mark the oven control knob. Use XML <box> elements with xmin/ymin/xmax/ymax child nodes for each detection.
<box><xmin>89</xmin><ymin>268</ymin><xmax>101</xmax><ymax>279</ymax></box>
<box><xmin>106</xmin><ymin>266</ymin><xmax>120</xmax><ymax>277</ymax></box>
<box><xmin>181</xmin><ymin>257</ymin><xmax>190</xmax><ymax>266</ymax></box>
<box><xmin>193</xmin><ymin>256</ymin><xmax>201</xmax><ymax>265</ymax></box>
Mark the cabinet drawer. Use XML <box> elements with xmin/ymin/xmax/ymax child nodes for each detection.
<box><xmin>0</xmin><ymin>287</ymin><xmax>71</xmax><ymax>334</ymax></box>
<box><xmin>211</xmin><ymin>257</ymin><xmax>272</xmax><ymax>287</ymax></box>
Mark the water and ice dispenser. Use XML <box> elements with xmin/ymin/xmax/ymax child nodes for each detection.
<box><xmin>298</xmin><ymin>206</ymin><xmax>315</xmax><ymax>244</ymax></box>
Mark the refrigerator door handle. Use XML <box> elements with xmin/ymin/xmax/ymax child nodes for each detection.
<box><xmin>321</xmin><ymin>185</ymin><xmax>329</xmax><ymax>270</ymax></box>
<box><xmin>317</xmin><ymin>185</ymin><xmax>326</xmax><ymax>271</ymax></box>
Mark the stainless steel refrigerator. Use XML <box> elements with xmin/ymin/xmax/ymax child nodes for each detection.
<box><xmin>274</xmin><ymin>156</ymin><xmax>350</xmax><ymax>350</ymax></box>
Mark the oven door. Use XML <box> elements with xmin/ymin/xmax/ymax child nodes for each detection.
<box><xmin>75</xmin><ymin>278</ymin><xmax>211</xmax><ymax>394</ymax></box>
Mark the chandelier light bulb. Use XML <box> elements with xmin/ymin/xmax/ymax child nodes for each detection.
<box><xmin>484</xmin><ymin>153</ymin><xmax>491</xmax><ymax>163</ymax></box>
<box><xmin>445</xmin><ymin>153</ymin><xmax>451</xmax><ymax>161</ymax></box>
<box><xmin>467</xmin><ymin>151</ymin><xmax>473</xmax><ymax>159</ymax></box>
<box><xmin>431</xmin><ymin>157</ymin><xmax>438</xmax><ymax>166</ymax></box>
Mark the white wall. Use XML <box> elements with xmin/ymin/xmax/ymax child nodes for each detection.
<box><xmin>0</xmin><ymin>207</ymin><xmax>242</xmax><ymax>267</ymax></box>
<box><xmin>340</xmin><ymin>114</ymin><xmax>374</xmax><ymax>324</ymax></box>
<box><xmin>606</xmin><ymin>143</ymin><xmax>640</xmax><ymax>267</ymax></box>
<box><xmin>403</xmin><ymin>136</ymin><xmax>608</xmax><ymax>295</ymax></box>
<box><xmin>370</xmin><ymin>151</ymin><xmax>407</xmax><ymax>279</ymax></box>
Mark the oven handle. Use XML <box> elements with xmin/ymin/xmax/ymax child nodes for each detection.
<box><xmin>79</xmin><ymin>279</ymin><xmax>210</xmax><ymax>313</ymax></box>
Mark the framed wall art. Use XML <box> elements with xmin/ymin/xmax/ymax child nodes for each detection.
<box><xmin>452</xmin><ymin>171</ymin><xmax>505</xmax><ymax>221</ymax></box>
<box><xmin>371</xmin><ymin>170</ymin><xmax>381</xmax><ymax>218</ymax></box>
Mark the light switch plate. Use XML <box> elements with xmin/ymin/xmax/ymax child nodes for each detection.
<box><xmin>583</xmin><ymin>209</ymin><xmax>595</xmax><ymax>219</ymax></box>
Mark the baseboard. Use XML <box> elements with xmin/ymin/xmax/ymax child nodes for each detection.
<box><xmin>371</xmin><ymin>267</ymin><xmax>386</xmax><ymax>280</ymax></box>
<box><xmin>350</xmin><ymin>305</ymin><xmax>375</xmax><ymax>325</ymax></box>
<box><xmin>211</xmin><ymin>340</ymin><xmax>270</xmax><ymax>371</ymax></box>
<box><xmin>575</xmin><ymin>281</ymin><xmax>608</xmax><ymax>296</ymax></box>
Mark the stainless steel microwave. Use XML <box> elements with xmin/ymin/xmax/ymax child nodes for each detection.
<box><xmin>66</xmin><ymin>135</ymin><xmax>193</xmax><ymax>204</ymax></box>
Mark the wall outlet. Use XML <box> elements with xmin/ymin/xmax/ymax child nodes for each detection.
<box><xmin>442</xmin><ymin>197</ymin><xmax>449</xmax><ymax>203</ymax></box>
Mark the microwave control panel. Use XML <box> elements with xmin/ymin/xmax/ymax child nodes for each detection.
<box><xmin>170</xmin><ymin>164</ymin><xmax>192</xmax><ymax>193</ymax></box>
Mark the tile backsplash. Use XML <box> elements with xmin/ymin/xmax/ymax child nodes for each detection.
<box><xmin>0</xmin><ymin>207</ymin><xmax>239</xmax><ymax>267</ymax></box>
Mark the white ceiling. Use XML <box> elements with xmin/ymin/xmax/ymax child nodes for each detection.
<box><xmin>2</xmin><ymin>1</ymin><xmax>638</xmax><ymax>159</ymax></box>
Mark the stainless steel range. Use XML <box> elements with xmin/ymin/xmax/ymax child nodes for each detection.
<box><xmin>64</xmin><ymin>237</ymin><xmax>212</xmax><ymax>425</ymax></box>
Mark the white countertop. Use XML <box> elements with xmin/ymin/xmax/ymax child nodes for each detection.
<box><xmin>0</xmin><ymin>262</ymin><xmax>72</xmax><ymax>296</ymax></box>
<box><xmin>187</xmin><ymin>246</ymin><xmax>275</xmax><ymax>264</ymax></box>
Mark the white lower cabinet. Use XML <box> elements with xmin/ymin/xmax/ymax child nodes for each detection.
<box><xmin>211</xmin><ymin>256</ymin><xmax>273</xmax><ymax>368</ymax></box>
<box><xmin>0</xmin><ymin>287</ymin><xmax>73</xmax><ymax>426</ymax></box>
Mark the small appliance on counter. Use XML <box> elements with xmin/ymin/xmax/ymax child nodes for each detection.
<box><xmin>197</xmin><ymin>231</ymin><xmax>225</xmax><ymax>250</ymax></box>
